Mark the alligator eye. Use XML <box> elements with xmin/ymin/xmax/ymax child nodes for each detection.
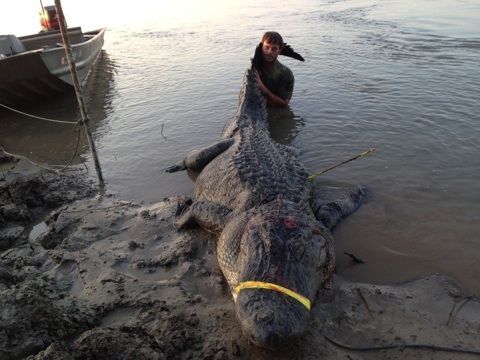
<box><xmin>288</xmin><ymin>238</ymin><xmax>305</xmax><ymax>261</ymax></box>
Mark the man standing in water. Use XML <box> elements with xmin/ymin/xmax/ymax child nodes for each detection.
<box><xmin>255</xmin><ymin>31</ymin><xmax>299</xmax><ymax>108</ymax></box>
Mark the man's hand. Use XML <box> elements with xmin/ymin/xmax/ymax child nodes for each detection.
<box><xmin>255</xmin><ymin>71</ymin><xmax>289</xmax><ymax>108</ymax></box>
<box><xmin>255</xmin><ymin>71</ymin><xmax>268</xmax><ymax>94</ymax></box>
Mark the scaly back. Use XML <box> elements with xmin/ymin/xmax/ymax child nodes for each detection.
<box><xmin>222</xmin><ymin>68</ymin><xmax>268</xmax><ymax>138</ymax></box>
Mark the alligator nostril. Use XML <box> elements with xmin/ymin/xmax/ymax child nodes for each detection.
<box><xmin>255</xmin><ymin>309</ymin><xmax>274</xmax><ymax>324</ymax></box>
<box><xmin>249</xmin><ymin>326</ymin><xmax>284</xmax><ymax>350</ymax></box>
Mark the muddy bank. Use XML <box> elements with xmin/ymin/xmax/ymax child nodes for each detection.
<box><xmin>0</xmin><ymin>159</ymin><xmax>95</xmax><ymax>251</ymax></box>
<box><xmin>1</xmin><ymin>166</ymin><xmax>479</xmax><ymax>359</ymax></box>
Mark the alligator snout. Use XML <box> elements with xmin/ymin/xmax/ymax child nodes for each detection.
<box><xmin>235</xmin><ymin>289</ymin><xmax>309</xmax><ymax>349</ymax></box>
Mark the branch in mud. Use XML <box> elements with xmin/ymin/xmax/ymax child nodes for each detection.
<box><xmin>344</xmin><ymin>252</ymin><xmax>366</xmax><ymax>264</ymax></box>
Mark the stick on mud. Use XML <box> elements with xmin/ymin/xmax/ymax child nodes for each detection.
<box><xmin>344</xmin><ymin>252</ymin><xmax>366</xmax><ymax>264</ymax></box>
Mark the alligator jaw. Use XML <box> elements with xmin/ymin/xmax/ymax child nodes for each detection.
<box><xmin>234</xmin><ymin>288</ymin><xmax>309</xmax><ymax>349</ymax></box>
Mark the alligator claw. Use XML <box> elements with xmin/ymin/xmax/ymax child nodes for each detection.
<box><xmin>165</xmin><ymin>162</ymin><xmax>187</xmax><ymax>173</ymax></box>
<box><xmin>174</xmin><ymin>209</ymin><xmax>196</xmax><ymax>230</ymax></box>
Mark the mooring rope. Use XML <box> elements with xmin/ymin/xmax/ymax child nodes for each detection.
<box><xmin>60</xmin><ymin>122</ymin><xmax>84</xmax><ymax>171</ymax></box>
<box><xmin>0</xmin><ymin>102</ymin><xmax>78</xmax><ymax>124</ymax></box>
<box><xmin>0</xmin><ymin>146</ymin><xmax>62</xmax><ymax>172</ymax></box>
<box><xmin>0</xmin><ymin>102</ymin><xmax>85</xmax><ymax>172</ymax></box>
<box><xmin>320</xmin><ymin>329</ymin><xmax>480</xmax><ymax>356</ymax></box>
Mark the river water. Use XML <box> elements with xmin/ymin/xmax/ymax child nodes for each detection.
<box><xmin>1</xmin><ymin>0</ymin><xmax>479</xmax><ymax>294</ymax></box>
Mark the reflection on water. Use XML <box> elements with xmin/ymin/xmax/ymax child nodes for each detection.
<box><xmin>83</xmin><ymin>51</ymin><xmax>116</xmax><ymax>131</ymax></box>
<box><xmin>0</xmin><ymin>50</ymin><xmax>116</xmax><ymax>166</ymax></box>
<box><xmin>267</xmin><ymin>107</ymin><xmax>304</xmax><ymax>145</ymax></box>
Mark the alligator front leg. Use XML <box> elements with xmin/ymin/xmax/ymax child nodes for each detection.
<box><xmin>166</xmin><ymin>138</ymin><xmax>234</xmax><ymax>173</ymax></box>
<box><xmin>175</xmin><ymin>200</ymin><xmax>231</xmax><ymax>235</ymax></box>
<box><xmin>314</xmin><ymin>186</ymin><xmax>366</xmax><ymax>230</ymax></box>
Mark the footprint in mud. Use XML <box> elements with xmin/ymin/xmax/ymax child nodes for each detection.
<box><xmin>50</xmin><ymin>259</ymin><xmax>84</xmax><ymax>295</ymax></box>
<box><xmin>112</xmin><ymin>258</ymin><xmax>174</xmax><ymax>283</ymax></box>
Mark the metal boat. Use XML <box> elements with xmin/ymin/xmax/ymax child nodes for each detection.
<box><xmin>0</xmin><ymin>27</ymin><xmax>105</xmax><ymax>106</ymax></box>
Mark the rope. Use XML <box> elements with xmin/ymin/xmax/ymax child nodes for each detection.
<box><xmin>0</xmin><ymin>103</ymin><xmax>86</xmax><ymax>171</ymax></box>
<box><xmin>60</xmin><ymin>122</ymin><xmax>83</xmax><ymax>171</ymax></box>
<box><xmin>320</xmin><ymin>330</ymin><xmax>480</xmax><ymax>356</ymax></box>
<box><xmin>0</xmin><ymin>146</ymin><xmax>61</xmax><ymax>172</ymax></box>
<box><xmin>0</xmin><ymin>103</ymin><xmax>78</xmax><ymax>124</ymax></box>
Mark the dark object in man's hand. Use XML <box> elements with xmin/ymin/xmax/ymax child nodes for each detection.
<box><xmin>251</xmin><ymin>41</ymin><xmax>305</xmax><ymax>70</ymax></box>
<box><xmin>252</xmin><ymin>42</ymin><xmax>263</xmax><ymax>70</ymax></box>
<box><xmin>281</xmin><ymin>43</ymin><xmax>305</xmax><ymax>62</ymax></box>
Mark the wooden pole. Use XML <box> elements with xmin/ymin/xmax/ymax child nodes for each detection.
<box><xmin>39</xmin><ymin>0</ymin><xmax>48</xmax><ymax>30</ymax></box>
<box><xmin>54</xmin><ymin>0</ymin><xmax>105</xmax><ymax>189</ymax></box>
<box><xmin>39</xmin><ymin>0</ymin><xmax>45</xmax><ymax>17</ymax></box>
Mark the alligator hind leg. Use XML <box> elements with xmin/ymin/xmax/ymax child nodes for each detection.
<box><xmin>166</xmin><ymin>138</ymin><xmax>234</xmax><ymax>173</ymax></box>
<box><xmin>315</xmin><ymin>186</ymin><xmax>366</xmax><ymax>230</ymax></box>
<box><xmin>175</xmin><ymin>201</ymin><xmax>231</xmax><ymax>235</ymax></box>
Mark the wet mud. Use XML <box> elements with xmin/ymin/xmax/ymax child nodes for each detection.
<box><xmin>1</xmin><ymin>161</ymin><xmax>479</xmax><ymax>359</ymax></box>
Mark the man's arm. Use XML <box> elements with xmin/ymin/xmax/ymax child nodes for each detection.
<box><xmin>256</xmin><ymin>72</ymin><xmax>290</xmax><ymax>108</ymax></box>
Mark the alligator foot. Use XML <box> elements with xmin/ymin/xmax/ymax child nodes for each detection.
<box><xmin>174</xmin><ymin>201</ymin><xmax>231</xmax><ymax>234</ymax></box>
<box><xmin>315</xmin><ymin>185</ymin><xmax>366</xmax><ymax>230</ymax></box>
<box><xmin>165</xmin><ymin>161</ymin><xmax>187</xmax><ymax>173</ymax></box>
<box><xmin>174</xmin><ymin>207</ymin><xmax>197</xmax><ymax>230</ymax></box>
<box><xmin>166</xmin><ymin>139</ymin><xmax>234</xmax><ymax>173</ymax></box>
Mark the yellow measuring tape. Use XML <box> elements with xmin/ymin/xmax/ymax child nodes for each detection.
<box><xmin>233</xmin><ymin>281</ymin><xmax>311</xmax><ymax>311</ymax></box>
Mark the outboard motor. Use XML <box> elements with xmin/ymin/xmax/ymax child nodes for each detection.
<box><xmin>39</xmin><ymin>5</ymin><xmax>60</xmax><ymax>32</ymax></box>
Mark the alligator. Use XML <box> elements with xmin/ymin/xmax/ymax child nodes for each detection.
<box><xmin>166</xmin><ymin>66</ymin><xmax>365</xmax><ymax>349</ymax></box>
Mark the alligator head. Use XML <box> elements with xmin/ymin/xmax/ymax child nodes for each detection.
<box><xmin>218</xmin><ymin>200</ymin><xmax>332</xmax><ymax>349</ymax></box>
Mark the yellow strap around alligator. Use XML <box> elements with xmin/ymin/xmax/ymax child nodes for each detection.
<box><xmin>233</xmin><ymin>281</ymin><xmax>311</xmax><ymax>311</ymax></box>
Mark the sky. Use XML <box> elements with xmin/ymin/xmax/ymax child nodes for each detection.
<box><xmin>0</xmin><ymin>0</ymin><xmax>233</xmax><ymax>36</ymax></box>
<box><xmin>3</xmin><ymin>1</ymin><xmax>478</xmax><ymax>40</ymax></box>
